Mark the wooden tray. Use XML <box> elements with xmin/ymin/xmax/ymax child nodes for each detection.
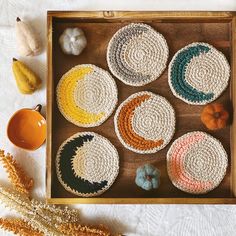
<box><xmin>47</xmin><ymin>11</ymin><xmax>236</xmax><ymax>204</ymax></box>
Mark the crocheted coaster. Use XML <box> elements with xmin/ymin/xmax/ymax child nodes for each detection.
<box><xmin>107</xmin><ymin>23</ymin><xmax>169</xmax><ymax>86</ymax></box>
<box><xmin>56</xmin><ymin>132</ymin><xmax>119</xmax><ymax>197</ymax></box>
<box><xmin>56</xmin><ymin>64</ymin><xmax>118</xmax><ymax>127</ymax></box>
<box><xmin>114</xmin><ymin>91</ymin><xmax>175</xmax><ymax>154</ymax></box>
<box><xmin>168</xmin><ymin>42</ymin><xmax>230</xmax><ymax>105</ymax></box>
<box><xmin>167</xmin><ymin>131</ymin><xmax>228</xmax><ymax>194</ymax></box>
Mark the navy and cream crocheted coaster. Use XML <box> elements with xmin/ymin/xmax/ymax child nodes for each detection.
<box><xmin>56</xmin><ymin>132</ymin><xmax>119</xmax><ymax>197</ymax></box>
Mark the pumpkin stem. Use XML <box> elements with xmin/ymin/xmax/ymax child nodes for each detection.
<box><xmin>13</xmin><ymin>58</ymin><xmax>17</xmax><ymax>62</ymax></box>
<box><xmin>16</xmin><ymin>17</ymin><xmax>21</xmax><ymax>22</ymax></box>
<box><xmin>146</xmin><ymin>175</ymin><xmax>152</xmax><ymax>181</ymax></box>
<box><xmin>214</xmin><ymin>112</ymin><xmax>221</xmax><ymax>119</ymax></box>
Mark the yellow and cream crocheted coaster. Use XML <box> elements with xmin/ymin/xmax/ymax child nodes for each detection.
<box><xmin>56</xmin><ymin>64</ymin><xmax>118</xmax><ymax>127</ymax></box>
<box><xmin>56</xmin><ymin>132</ymin><xmax>119</xmax><ymax>197</ymax></box>
<box><xmin>107</xmin><ymin>23</ymin><xmax>169</xmax><ymax>86</ymax></box>
<box><xmin>168</xmin><ymin>42</ymin><xmax>230</xmax><ymax>105</ymax></box>
<box><xmin>114</xmin><ymin>91</ymin><xmax>175</xmax><ymax>154</ymax></box>
<box><xmin>167</xmin><ymin>131</ymin><xmax>228</xmax><ymax>194</ymax></box>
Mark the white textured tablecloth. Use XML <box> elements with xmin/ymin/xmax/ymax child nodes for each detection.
<box><xmin>1</xmin><ymin>1</ymin><xmax>236</xmax><ymax>235</ymax></box>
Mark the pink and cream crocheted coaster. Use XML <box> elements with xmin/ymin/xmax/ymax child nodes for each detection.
<box><xmin>167</xmin><ymin>131</ymin><xmax>228</xmax><ymax>194</ymax></box>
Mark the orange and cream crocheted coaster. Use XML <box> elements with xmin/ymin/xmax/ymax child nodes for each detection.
<box><xmin>114</xmin><ymin>91</ymin><xmax>175</xmax><ymax>154</ymax></box>
<box><xmin>167</xmin><ymin>131</ymin><xmax>228</xmax><ymax>194</ymax></box>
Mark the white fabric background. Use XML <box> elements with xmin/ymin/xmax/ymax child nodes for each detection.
<box><xmin>0</xmin><ymin>0</ymin><xmax>236</xmax><ymax>235</ymax></box>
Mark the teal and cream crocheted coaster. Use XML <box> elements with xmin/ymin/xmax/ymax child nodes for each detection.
<box><xmin>168</xmin><ymin>42</ymin><xmax>230</xmax><ymax>105</ymax></box>
<box><xmin>56</xmin><ymin>132</ymin><xmax>119</xmax><ymax>197</ymax></box>
<box><xmin>107</xmin><ymin>23</ymin><xmax>169</xmax><ymax>86</ymax></box>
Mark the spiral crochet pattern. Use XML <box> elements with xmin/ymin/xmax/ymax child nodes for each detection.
<box><xmin>107</xmin><ymin>23</ymin><xmax>169</xmax><ymax>86</ymax></box>
<box><xmin>56</xmin><ymin>132</ymin><xmax>119</xmax><ymax>197</ymax></box>
<box><xmin>167</xmin><ymin>131</ymin><xmax>228</xmax><ymax>194</ymax></box>
<box><xmin>56</xmin><ymin>64</ymin><xmax>118</xmax><ymax>127</ymax></box>
<box><xmin>168</xmin><ymin>42</ymin><xmax>230</xmax><ymax>105</ymax></box>
<box><xmin>114</xmin><ymin>91</ymin><xmax>175</xmax><ymax>154</ymax></box>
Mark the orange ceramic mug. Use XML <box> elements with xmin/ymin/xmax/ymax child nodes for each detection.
<box><xmin>7</xmin><ymin>104</ymin><xmax>46</xmax><ymax>151</ymax></box>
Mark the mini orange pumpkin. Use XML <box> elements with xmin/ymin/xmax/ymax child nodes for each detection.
<box><xmin>201</xmin><ymin>103</ymin><xmax>229</xmax><ymax>130</ymax></box>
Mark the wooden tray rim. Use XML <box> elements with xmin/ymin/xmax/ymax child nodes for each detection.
<box><xmin>47</xmin><ymin>11</ymin><xmax>236</xmax><ymax>204</ymax></box>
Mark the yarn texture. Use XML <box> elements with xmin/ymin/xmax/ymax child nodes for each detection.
<box><xmin>56</xmin><ymin>64</ymin><xmax>118</xmax><ymax>127</ymax></box>
<box><xmin>135</xmin><ymin>164</ymin><xmax>160</xmax><ymax>191</ymax></box>
<box><xmin>168</xmin><ymin>42</ymin><xmax>230</xmax><ymax>105</ymax></box>
<box><xmin>12</xmin><ymin>58</ymin><xmax>41</xmax><ymax>94</ymax></box>
<box><xmin>167</xmin><ymin>131</ymin><xmax>228</xmax><ymax>194</ymax></box>
<box><xmin>59</xmin><ymin>28</ymin><xmax>87</xmax><ymax>55</ymax></box>
<box><xmin>107</xmin><ymin>23</ymin><xmax>169</xmax><ymax>86</ymax></box>
<box><xmin>15</xmin><ymin>17</ymin><xmax>41</xmax><ymax>57</ymax></box>
<box><xmin>114</xmin><ymin>91</ymin><xmax>175</xmax><ymax>154</ymax></box>
<box><xmin>56</xmin><ymin>132</ymin><xmax>119</xmax><ymax>197</ymax></box>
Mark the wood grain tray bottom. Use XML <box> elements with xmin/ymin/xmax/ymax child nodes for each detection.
<box><xmin>47</xmin><ymin>12</ymin><xmax>236</xmax><ymax>204</ymax></box>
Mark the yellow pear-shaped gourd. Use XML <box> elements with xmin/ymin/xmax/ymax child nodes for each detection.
<box><xmin>12</xmin><ymin>58</ymin><xmax>41</xmax><ymax>94</ymax></box>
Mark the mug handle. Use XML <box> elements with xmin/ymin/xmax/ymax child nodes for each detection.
<box><xmin>34</xmin><ymin>104</ymin><xmax>42</xmax><ymax>113</ymax></box>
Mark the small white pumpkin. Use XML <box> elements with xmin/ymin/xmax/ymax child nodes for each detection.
<box><xmin>15</xmin><ymin>17</ymin><xmax>41</xmax><ymax>57</ymax></box>
<box><xmin>59</xmin><ymin>28</ymin><xmax>87</xmax><ymax>55</ymax></box>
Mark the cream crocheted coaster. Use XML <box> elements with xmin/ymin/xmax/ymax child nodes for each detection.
<box><xmin>56</xmin><ymin>132</ymin><xmax>119</xmax><ymax>197</ymax></box>
<box><xmin>56</xmin><ymin>64</ymin><xmax>118</xmax><ymax>127</ymax></box>
<box><xmin>167</xmin><ymin>131</ymin><xmax>228</xmax><ymax>194</ymax></box>
<box><xmin>107</xmin><ymin>23</ymin><xmax>169</xmax><ymax>86</ymax></box>
<box><xmin>168</xmin><ymin>42</ymin><xmax>230</xmax><ymax>105</ymax></box>
<box><xmin>114</xmin><ymin>91</ymin><xmax>175</xmax><ymax>154</ymax></box>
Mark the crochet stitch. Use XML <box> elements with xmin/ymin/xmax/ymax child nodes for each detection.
<box><xmin>56</xmin><ymin>64</ymin><xmax>118</xmax><ymax>127</ymax></box>
<box><xmin>114</xmin><ymin>91</ymin><xmax>175</xmax><ymax>154</ymax></box>
<box><xmin>167</xmin><ymin>131</ymin><xmax>228</xmax><ymax>194</ymax></box>
<box><xmin>107</xmin><ymin>23</ymin><xmax>169</xmax><ymax>86</ymax></box>
<box><xmin>56</xmin><ymin>132</ymin><xmax>119</xmax><ymax>197</ymax></box>
<box><xmin>168</xmin><ymin>42</ymin><xmax>230</xmax><ymax>105</ymax></box>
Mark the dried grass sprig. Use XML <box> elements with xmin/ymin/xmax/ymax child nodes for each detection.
<box><xmin>58</xmin><ymin>223</ymin><xmax>112</xmax><ymax>236</ymax></box>
<box><xmin>0</xmin><ymin>150</ymin><xmax>33</xmax><ymax>196</ymax></box>
<box><xmin>0</xmin><ymin>185</ymin><xmax>80</xmax><ymax>236</ymax></box>
<box><xmin>0</xmin><ymin>150</ymin><xmax>120</xmax><ymax>236</ymax></box>
<box><xmin>0</xmin><ymin>218</ymin><xmax>43</xmax><ymax>236</ymax></box>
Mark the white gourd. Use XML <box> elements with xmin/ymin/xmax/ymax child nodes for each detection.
<box><xmin>15</xmin><ymin>17</ymin><xmax>41</xmax><ymax>57</ymax></box>
<box><xmin>59</xmin><ymin>28</ymin><xmax>87</xmax><ymax>55</ymax></box>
